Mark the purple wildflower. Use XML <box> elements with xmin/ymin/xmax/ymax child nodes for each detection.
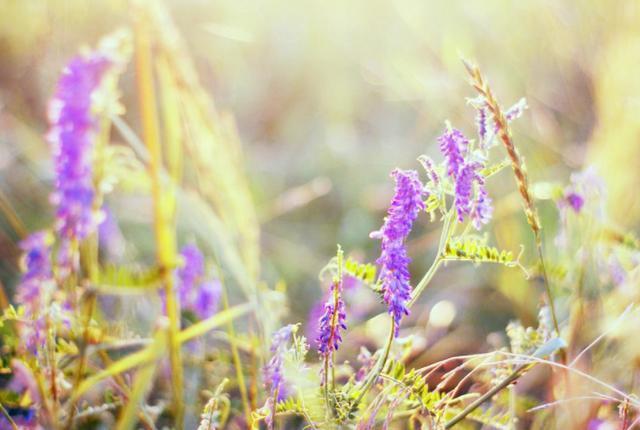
<box><xmin>16</xmin><ymin>232</ymin><xmax>53</xmax><ymax>353</ymax></box>
<box><xmin>454</xmin><ymin>162</ymin><xmax>477</xmax><ymax>222</ymax></box>
<box><xmin>438</xmin><ymin>127</ymin><xmax>469</xmax><ymax>179</ymax></box>
<box><xmin>371</xmin><ymin>169</ymin><xmax>425</xmax><ymax>336</ymax></box>
<box><xmin>191</xmin><ymin>280</ymin><xmax>222</xmax><ymax>320</ymax></box>
<box><xmin>355</xmin><ymin>347</ymin><xmax>375</xmax><ymax>382</ymax></box>
<box><xmin>504</xmin><ymin>98</ymin><xmax>528</xmax><ymax>122</ymax></box>
<box><xmin>476</xmin><ymin>105</ymin><xmax>488</xmax><ymax>144</ymax></box>
<box><xmin>555</xmin><ymin>167</ymin><xmax>606</xmax><ymax>247</ymax></box>
<box><xmin>471</xmin><ymin>184</ymin><xmax>493</xmax><ymax>230</ymax></box>
<box><xmin>417</xmin><ymin>155</ymin><xmax>440</xmax><ymax>187</ymax></box>
<box><xmin>177</xmin><ymin>244</ymin><xmax>206</xmax><ymax>299</ymax></box>
<box><xmin>453</xmin><ymin>162</ymin><xmax>492</xmax><ymax>229</ymax></box>
<box><xmin>263</xmin><ymin>325</ymin><xmax>296</xmax><ymax>427</ymax></box>
<box><xmin>16</xmin><ymin>232</ymin><xmax>52</xmax><ymax>311</ymax></box>
<box><xmin>173</xmin><ymin>244</ymin><xmax>221</xmax><ymax>319</ymax></box>
<box><xmin>316</xmin><ymin>280</ymin><xmax>347</xmax><ymax>385</ymax></box>
<box><xmin>47</xmin><ymin>54</ymin><xmax>112</xmax><ymax>241</ymax></box>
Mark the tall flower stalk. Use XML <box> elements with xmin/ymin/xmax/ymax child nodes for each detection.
<box><xmin>463</xmin><ymin>60</ymin><xmax>561</xmax><ymax>339</ymax></box>
<box><xmin>134</xmin><ymin>11</ymin><xmax>183</xmax><ymax>427</ymax></box>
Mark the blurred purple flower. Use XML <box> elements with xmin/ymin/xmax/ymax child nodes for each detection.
<box><xmin>555</xmin><ymin>167</ymin><xmax>606</xmax><ymax>247</ymax></box>
<box><xmin>370</xmin><ymin>169</ymin><xmax>425</xmax><ymax>336</ymax></box>
<box><xmin>504</xmin><ymin>98</ymin><xmax>528</xmax><ymax>122</ymax></box>
<box><xmin>16</xmin><ymin>232</ymin><xmax>52</xmax><ymax>310</ymax></box>
<box><xmin>191</xmin><ymin>280</ymin><xmax>222</xmax><ymax>320</ymax></box>
<box><xmin>15</xmin><ymin>232</ymin><xmax>53</xmax><ymax>353</ymax></box>
<box><xmin>263</xmin><ymin>324</ymin><xmax>296</xmax><ymax>428</ymax></box>
<box><xmin>47</xmin><ymin>54</ymin><xmax>112</xmax><ymax>241</ymax></box>
<box><xmin>173</xmin><ymin>244</ymin><xmax>221</xmax><ymax>319</ymax></box>
<box><xmin>355</xmin><ymin>347</ymin><xmax>375</xmax><ymax>382</ymax></box>
<box><xmin>608</xmin><ymin>256</ymin><xmax>627</xmax><ymax>286</ymax></box>
<box><xmin>98</xmin><ymin>207</ymin><xmax>126</xmax><ymax>261</ymax></box>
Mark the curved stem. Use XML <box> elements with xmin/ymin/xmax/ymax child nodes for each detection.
<box><xmin>353</xmin><ymin>317</ymin><xmax>395</xmax><ymax>406</ymax></box>
<box><xmin>408</xmin><ymin>258</ymin><xmax>443</xmax><ymax>309</ymax></box>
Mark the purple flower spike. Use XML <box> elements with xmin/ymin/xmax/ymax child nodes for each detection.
<box><xmin>316</xmin><ymin>280</ymin><xmax>347</xmax><ymax>384</ymax></box>
<box><xmin>476</xmin><ymin>105</ymin><xmax>488</xmax><ymax>145</ymax></box>
<box><xmin>438</xmin><ymin>127</ymin><xmax>469</xmax><ymax>179</ymax></box>
<box><xmin>47</xmin><ymin>54</ymin><xmax>112</xmax><ymax>241</ymax></box>
<box><xmin>371</xmin><ymin>169</ymin><xmax>425</xmax><ymax>336</ymax></box>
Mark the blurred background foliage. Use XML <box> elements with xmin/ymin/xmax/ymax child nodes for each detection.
<box><xmin>0</xmin><ymin>0</ymin><xmax>639</xmax><ymax>365</ymax></box>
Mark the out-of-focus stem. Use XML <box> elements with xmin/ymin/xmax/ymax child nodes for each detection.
<box><xmin>221</xmin><ymin>283</ymin><xmax>251</xmax><ymax>425</ymax></box>
<box><xmin>134</xmin><ymin>9</ymin><xmax>183</xmax><ymax>427</ymax></box>
<box><xmin>353</xmin><ymin>317</ymin><xmax>395</xmax><ymax>406</ymax></box>
<box><xmin>0</xmin><ymin>402</ymin><xmax>18</xmax><ymax>430</ymax></box>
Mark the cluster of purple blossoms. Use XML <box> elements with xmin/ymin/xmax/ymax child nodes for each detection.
<box><xmin>175</xmin><ymin>244</ymin><xmax>221</xmax><ymax>320</ymax></box>
<box><xmin>316</xmin><ymin>280</ymin><xmax>347</xmax><ymax>383</ymax></box>
<box><xmin>15</xmin><ymin>232</ymin><xmax>53</xmax><ymax>353</ymax></box>
<box><xmin>371</xmin><ymin>169</ymin><xmax>425</xmax><ymax>336</ymax></box>
<box><xmin>47</xmin><ymin>54</ymin><xmax>113</xmax><ymax>242</ymax></box>
<box><xmin>438</xmin><ymin>127</ymin><xmax>469</xmax><ymax>178</ymax></box>
<box><xmin>438</xmin><ymin>127</ymin><xmax>492</xmax><ymax>229</ymax></box>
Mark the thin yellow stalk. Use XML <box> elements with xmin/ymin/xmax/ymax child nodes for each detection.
<box><xmin>221</xmin><ymin>281</ymin><xmax>252</xmax><ymax>425</ymax></box>
<box><xmin>134</xmin><ymin>9</ymin><xmax>183</xmax><ymax>427</ymax></box>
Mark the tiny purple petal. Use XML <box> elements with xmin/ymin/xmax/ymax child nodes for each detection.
<box><xmin>565</xmin><ymin>192</ymin><xmax>584</xmax><ymax>213</ymax></box>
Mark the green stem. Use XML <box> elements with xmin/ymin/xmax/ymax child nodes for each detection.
<box><xmin>408</xmin><ymin>207</ymin><xmax>455</xmax><ymax>309</ymax></box>
<box><xmin>407</xmin><ymin>258</ymin><xmax>443</xmax><ymax>309</ymax></box>
<box><xmin>353</xmin><ymin>317</ymin><xmax>395</xmax><ymax>406</ymax></box>
<box><xmin>354</xmin><ymin>209</ymin><xmax>456</xmax><ymax>406</ymax></box>
<box><xmin>535</xmin><ymin>234</ymin><xmax>561</xmax><ymax>339</ymax></box>
<box><xmin>135</xmin><ymin>9</ymin><xmax>183</xmax><ymax>427</ymax></box>
<box><xmin>65</xmin><ymin>291</ymin><xmax>97</xmax><ymax>428</ymax></box>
